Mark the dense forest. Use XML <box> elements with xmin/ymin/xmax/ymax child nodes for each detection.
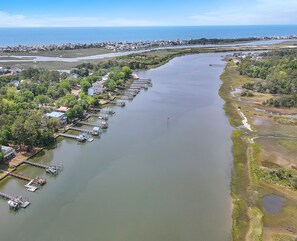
<box><xmin>239</xmin><ymin>49</ymin><xmax>297</xmax><ymax>107</ymax></box>
<box><xmin>0</xmin><ymin>60</ymin><xmax>132</xmax><ymax>153</ymax></box>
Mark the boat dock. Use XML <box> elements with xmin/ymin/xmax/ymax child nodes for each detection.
<box><xmin>8</xmin><ymin>172</ymin><xmax>46</xmax><ymax>186</ymax></box>
<box><xmin>59</xmin><ymin>133</ymin><xmax>81</xmax><ymax>140</ymax></box>
<box><xmin>23</xmin><ymin>160</ymin><xmax>62</xmax><ymax>176</ymax></box>
<box><xmin>119</xmin><ymin>95</ymin><xmax>133</xmax><ymax>101</ymax></box>
<box><xmin>78</xmin><ymin>121</ymin><xmax>98</xmax><ymax>127</ymax></box>
<box><xmin>69</xmin><ymin>127</ymin><xmax>92</xmax><ymax>134</ymax></box>
<box><xmin>0</xmin><ymin>191</ymin><xmax>30</xmax><ymax>209</ymax></box>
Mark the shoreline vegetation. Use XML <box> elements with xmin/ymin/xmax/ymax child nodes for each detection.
<box><xmin>220</xmin><ymin>50</ymin><xmax>297</xmax><ymax>240</ymax></box>
<box><xmin>1</xmin><ymin>41</ymin><xmax>297</xmax><ymax>239</ymax></box>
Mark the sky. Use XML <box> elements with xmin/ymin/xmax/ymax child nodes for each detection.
<box><xmin>0</xmin><ymin>0</ymin><xmax>297</xmax><ymax>27</ymax></box>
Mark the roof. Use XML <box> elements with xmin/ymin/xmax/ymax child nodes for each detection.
<box><xmin>93</xmin><ymin>127</ymin><xmax>100</xmax><ymax>131</ymax></box>
<box><xmin>1</xmin><ymin>145</ymin><xmax>15</xmax><ymax>155</ymax></box>
<box><xmin>46</xmin><ymin>111</ymin><xmax>65</xmax><ymax>119</ymax></box>
<box><xmin>56</xmin><ymin>106</ymin><xmax>68</xmax><ymax>112</ymax></box>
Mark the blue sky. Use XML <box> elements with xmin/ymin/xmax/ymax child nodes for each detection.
<box><xmin>0</xmin><ymin>0</ymin><xmax>297</xmax><ymax>27</ymax></box>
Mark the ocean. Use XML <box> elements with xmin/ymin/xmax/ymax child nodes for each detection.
<box><xmin>0</xmin><ymin>25</ymin><xmax>296</xmax><ymax>46</ymax></box>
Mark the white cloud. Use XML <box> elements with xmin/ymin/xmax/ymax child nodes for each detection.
<box><xmin>0</xmin><ymin>11</ymin><xmax>158</xmax><ymax>27</ymax></box>
<box><xmin>190</xmin><ymin>0</ymin><xmax>297</xmax><ymax>25</ymax></box>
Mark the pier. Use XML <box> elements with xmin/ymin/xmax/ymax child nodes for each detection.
<box><xmin>0</xmin><ymin>191</ymin><xmax>30</xmax><ymax>210</ymax></box>
<box><xmin>7</xmin><ymin>171</ymin><xmax>46</xmax><ymax>185</ymax></box>
<box><xmin>78</xmin><ymin>121</ymin><xmax>98</xmax><ymax>127</ymax></box>
<box><xmin>23</xmin><ymin>160</ymin><xmax>62</xmax><ymax>176</ymax></box>
<box><xmin>69</xmin><ymin>127</ymin><xmax>92</xmax><ymax>134</ymax></box>
<box><xmin>58</xmin><ymin>133</ymin><xmax>86</xmax><ymax>141</ymax></box>
<box><xmin>119</xmin><ymin>95</ymin><xmax>133</xmax><ymax>101</ymax></box>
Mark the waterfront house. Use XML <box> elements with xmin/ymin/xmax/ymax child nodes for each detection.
<box><xmin>46</xmin><ymin>111</ymin><xmax>67</xmax><ymax>124</ymax></box>
<box><xmin>1</xmin><ymin>146</ymin><xmax>16</xmax><ymax>161</ymax></box>
<box><xmin>88</xmin><ymin>81</ymin><xmax>104</xmax><ymax>96</ymax></box>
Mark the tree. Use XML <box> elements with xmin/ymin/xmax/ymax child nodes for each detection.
<box><xmin>81</xmin><ymin>80</ymin><xmax>92</xmax><ymax>94</ymax></box>
<box><xmin>107</xmin><ymin>80</ymin><xmax>116</xmax><ymax>91</ymax></box>
<box><xmin>122</xmin><ymin>66</ymin><xmax>132</xmax><ymax>78</ymax></box>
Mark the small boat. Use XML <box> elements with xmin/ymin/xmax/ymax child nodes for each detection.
<box><xmin>45</xmin><ymin>166</ymin><xmax>59</xmax><ymax>176</ymax></box>
<box><xmin>91</xmin><ymin>127</ymin><xmax>101</xmax><ymax>136</ymax></box>
<box><xmin>100</xmin><ymin>121</ymin><xmax>109</xmax><ymax>129</ymax></box>
<box><xmin>98</xmin><ymin>114</ymin><xmax>109</xmax><ymax>120</ymax></box>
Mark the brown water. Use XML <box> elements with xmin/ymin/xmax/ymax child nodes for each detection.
<box><xmin>0</xmin><ymin>53</ymin><xmax>233</xmax><ymax>241</ymax></box>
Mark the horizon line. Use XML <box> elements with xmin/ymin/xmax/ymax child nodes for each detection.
<box><xmin>0</xmin><ymin>24</ymin><xmax>297</xmax><ymax>28</ymax></box>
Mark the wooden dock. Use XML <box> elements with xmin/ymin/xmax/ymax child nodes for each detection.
<box><xmin>78</xmin><ymin>121</ymin><xmax>99</xmax><ymax>127</ymax></box>
<box><xmin>24</xmin><ymin>160</ymin><xmax>52</xmax><ymax>169</ymax></box>
<box><xmin>23</xmin><ymin>160</ymin><xmax>62</xmax><ymax>175</ymax></box>
<box><xmin>8</xmin><ymin>172</ymin><xmax>46</xmax><ymax>185</ymax></box>
<box><xmin>0</xmin><ymin>191</ymin><xmax>30</xmax><ymax>209</ymax></box>
<box><xmin>58</xmin><ymin>133</ymin><xmax>81</xmax><ymax>140</ymax></box>
<box><xmin>119</xmin><ymin>95</ymin><xmax>133</xmax><ymax>101</ymax></box>
<box><xmin>69</xmin><ymin>127</ymin><xmax>92</xmax><ymax>134</ymax></box>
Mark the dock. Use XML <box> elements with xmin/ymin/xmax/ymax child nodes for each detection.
<box><xmin>119</xmin><ymin>95</ymin><xmax>133</xmax><ymax>101</ymax></box>
<box><xmin>0</xmin><ymin>191</ymin><xmax>30</xmax><ymax>209</ymax></box>
<box><xmin>7</xmin><ymin>172</ymin><xmax>46</xmax><ymax>185</ymax></box>
<box><xmin>23</xmin><ymin>160</ymin><xmax>62</xmax><ymax>176</ymax></box>
<box><xmin>78</xmin><ymin>121</ymin><xmax>98</xmax><ymax>127</ymax></box>
<box><xmin>69</xmin><ymin>127</ymin><xmax>92</xmax><ymax>134</ymax></box>
<box><xmin>59</xmin><ymin>133</ymin><xmax>81</xmax><ymax>140</ymax></box>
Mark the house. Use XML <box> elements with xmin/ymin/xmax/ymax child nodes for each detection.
<box><xmin>12</xmin><ymin>80</ymin><xmax>20</xmax><ymax>87</ymax></box>
<box><xmin>46</xmin><ymin>111</ymin><xmax>67</xmax><ymax>124</ymax></box>
<box><xmin>10</xmin><ymin>68</ymin><xmax>21</xmax><ymax>76</ymax></box>
<box><xmin>69</xmin><ymin>73</ymin><xmax>79</xmax><ymax>79</ymax></box>
<box><xmin>1</xmin><ymin>146</ymin><xmax>16</xmax><ymax>161</ymax></box>
<box><xmin>88</xmin><ymin>81</ymin><xmax>104</xmax><ymax>96</ymax></box>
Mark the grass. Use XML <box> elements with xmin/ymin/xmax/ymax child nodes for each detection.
<box><xmin>277</xmin><ymin>139</ymin><xmax>297</xmax><ymax>152</ymax></box>
<box><xmin>221</xmin><ymin>60</ymin><xmax>297</xmax><ymax>240</ymax></box>
<box><xmin>247</xmin><ymin>207</ymin><xmax>264</xmax><ymax>241</ymax></box>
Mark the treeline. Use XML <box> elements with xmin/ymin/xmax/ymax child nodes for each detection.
<box><xmin>188</xmin><ymin>37</ymin><xmax>259</xmax><ymax>45</ymax></box>
<box><xmin>0</xmin><ymin>61</ymin><xmax>132</xmax><ymax>150</ymax></box>
<box><xmin>239</xmin><ymin>49</ymin><xmax>297</xmax><ymax>108</ymax></box>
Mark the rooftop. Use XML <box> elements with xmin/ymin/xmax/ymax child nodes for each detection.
<box><xmin>46</xmin><ymin>111</ymin><xmax>65</xmax><ymax>119</ymax></box>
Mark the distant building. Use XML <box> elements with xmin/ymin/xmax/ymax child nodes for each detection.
<box><xmin>1</xmin><ymin>146</ymin><xmax>16</xmax><ymax>161</ymax></box>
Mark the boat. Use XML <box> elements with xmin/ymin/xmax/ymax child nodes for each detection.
<box><xmin>77</xmin><ymin>134</ymin><xmax>87</xmax><ymax>142</ymax></box>
<box><xmin>45</xmin><ymin>166</ymin><xmax>59</xmax><ymax>176</ymax></box>
<box><xmin>98</xmin><ymin>114</ymin><xmax>109</xmax><ymax>120</ymax></box>
<box><xmin>100</xmin><ymin>121</ymin><xmax>109</xmax><ymax>129</ymax></box>
<box><xmin>116</xmin><ymin>100</ymin><xmax>125</xmax><ymax>107</ymax></box>
<box><xmin>100</xmin><ymin>108</ymin><xmax>115</xmax><ymax>115</ymax></box>
<box><xmin>8</xmin><ymin>200</ymin><xmax>20</xmax><ymax>210</ymax></box>
<box><xmin>91</xmin><ymin>126</ymin><xmax>101</xmax><ymax>136</ymax></box>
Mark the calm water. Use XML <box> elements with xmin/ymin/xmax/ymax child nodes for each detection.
<box><xmin>0</xmin><ymin>25</ymin><xmax>296</xmax><ymax>46</ymax></box>
<box><xmin>0</xmin><ymin>53</ymin><xmax>233</xmax><ymax>241</ymax></box>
